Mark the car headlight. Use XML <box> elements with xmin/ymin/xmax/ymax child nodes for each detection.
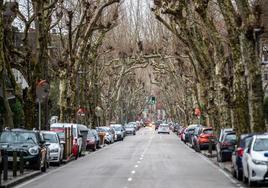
<box><xmin>29</xmin><ymin>146</ymin><xmax>39</xmax><ymax>155</ymax></box>
<box><xmin>252</xmin><ymin>159</ymin><xmax>268</xmax><ymax>165</ymax></box>
<box><xmin>50</xmin><ymin>148</ymin><xmax>59</xmax><ymax>153</ymax></box>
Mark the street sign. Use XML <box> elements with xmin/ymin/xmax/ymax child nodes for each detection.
<box><xmin>36</xmin><ymin>80</ymin><xmax>50</xmax><ymax>102</ymax></box>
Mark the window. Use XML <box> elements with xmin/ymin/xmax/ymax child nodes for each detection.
<box><xmin>263</xmin><ymin>44</ymin><xmax>268</xmax><ymax>62</ymax></box>
<box><xmin>265</xmin><ymin>73</ymin><xmax>268</xmax><ymax>81</ymax></box>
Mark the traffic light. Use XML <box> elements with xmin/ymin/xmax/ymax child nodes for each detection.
<box><xmin>151</xmin><ymin>96</ymin><xmax>156</xmax><ymax>104</ymax></box>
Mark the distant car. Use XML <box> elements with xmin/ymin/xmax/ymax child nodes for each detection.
<box><xmin>110</xmin><ymin>124</ymin><xmax>124</xmax><ymax>141</ymax></box>
<box><xmin>192</xmin><ymin>127</ymin><xmax>216</xmax><ymax>152</ymax></box>
<box><xmin>91</xmin><ymin>129</ymin><xmax>100</xmax><ymax>148</ymax></box>
<box><xmin>41</xmin><ymin>131</ymin><xmax>64</xmax><ymax>166</ymax></box>
<box><xmin>231</xmin><ymin>134</ymin><xmax>254</xmax><ymax>180</ymax></box>
<box><xmin>86</xmin><ymin>129</ymin><xmax>97</xmax><ymax>151</ymax></box>
<box><xmin>158</xmin><ymin>124</ymin><xmax>170</xmax><ymax>134</ymax></box>
<box><xmin>0</xmin><ymin>129</ymin><xmax>49</xmax><ymax>172</ymax></box>
<box><xmin>125</xmin><ymin>124</ymin><xmax>136</xmax><ymax>135</ymax></box>
<box><xmin>216</xmin><ymin>131</ymin><xmax>237</xmax><ymax>162</ymax></box>
<box><xmin>173</xmin><ymin>124</ymin><xmax>180</xmax><ymax>133</ymax></box>
<box><xmin>242</xmin><ymin>134</ymin><xmax>268</xmax><ymax>186</ymax></box>
<box><xmin>155</xmin><ymin>120</ymin><xmax>162</xmax><ymax>130</ymax></box>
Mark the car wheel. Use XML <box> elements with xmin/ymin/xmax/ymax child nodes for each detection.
<box><xmin>237</xmin><ymin>169</ymin><xmax>243</xmax><ymax>181</ymax></box>
<box><xmin>93</xmin><ymin>144</ymin><xmax>96</xmax><ymax>151</ymax></box>
<box><xmin>243</xmin><ymin>173</ymin><xmax>248</xmax><ymax>183</ymax></box>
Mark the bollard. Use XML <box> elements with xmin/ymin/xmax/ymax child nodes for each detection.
<box><xmin>0</xmin><ymin>150</ymin><xmax>2</xmax><ymax>186</ymax></box>
<box><xmin>13</xmin><ymin>151</ymin><xmax>17</xmax><ymax>177</ymax></box>
<box><xmin>19</xmin><ymin>151</ymin><xmax>24</xmax><ymax>175</ymax></box>
<box><xmin>209</xmin><ymin>137</ymin><xmax>213</xmax><ymax>156</ymax></box>
<box><xmin>3</xmin><ymin>150</ymin><xmax>8</xmax><ymax>181</ymax></box>
<box><xmin>64</xmin><ymin>128</ymin><xmax>67</xmax><ymax>159</ymax></box>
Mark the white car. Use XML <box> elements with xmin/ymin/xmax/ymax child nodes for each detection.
<box><xmin>158</xmin><ymin>124</ymin><xmax>170</xmax><ymax>134</ymax></box>
<box><xmin>41</xmin><ymin>131</ymin><xmax>64</xmax><ymax>166</ymax></box>
<box><xmin>242</xmin><ymin>134</ymin><xmax>268</xmax><ymax>186</ymax></box>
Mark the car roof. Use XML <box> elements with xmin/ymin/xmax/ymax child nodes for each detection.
<box><xmin>41</xmin><ymin>131</ymin><xmax>57</xmax><ymax>135</ymax></box>
<box><xmin>255</xmin><ymin>134</ymin><xmax>268</xmax><ymax>139</ymax></box>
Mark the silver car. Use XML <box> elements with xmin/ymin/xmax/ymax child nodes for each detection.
<box><xmin>158</xmin><ymin>124</ymin><xmax>170</xmax><ymax>134</ymax></box>
<box><xmin>124</xmin><ymin>124</ymin><xmax>136</xmax><ymax>135</ymax></box>
<box><xmin>110</xmin><ymin>124</ymin><xmax>124</xmax><ymax>141</ymax></box>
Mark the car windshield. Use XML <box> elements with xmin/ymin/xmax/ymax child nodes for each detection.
<box><xmin>125</xmin><ymin>124</ymin><xmax>134</xmax><ymax>128</ymax></box>
<box><xmin>56</xmin><ymin>132</ymin><xmax>65</xmax><ymax>141</ymax></box>
<box><xmin>224</xmin><ymin>134</ymin><xmax>237</xmax><ymax>142</ymax></box>
<box><xmin>43</xmin><ymin>133</ymin><xmax>58</xmax><ymax>143</ymax></box>
<box><xmin>0</xmin><ymin>132</ymin><xmax>37</xmax><ymax>144</ymax></box>
<box><xmin>253</xmin><ymin>138</ymin><xmax>268</xmax><ymax>151</ymax></box>
<box><xmin>87</xmin><ymin>130</ymin><xmax>94</xmax><ymax>138</ymax></box>
<box><xmin>203</xmin><ymin>129</ymin><xmax>213</xmax><ymax>134</ymax></box>
<box><xmin>112</xmin><ymin>126</ymin><xmax>122</xmax><ymax>131</ymax></box>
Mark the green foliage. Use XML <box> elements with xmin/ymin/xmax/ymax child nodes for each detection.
<box><xmin>10</xmin><ymin>99</ymin><xmax>24</xmax><ymax>127</ymax></box>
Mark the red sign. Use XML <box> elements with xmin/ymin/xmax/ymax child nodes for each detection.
<box><xmin>194</xmin><ymin>108</ymin><xmax>201</xmax><ymax>117</ymax></box>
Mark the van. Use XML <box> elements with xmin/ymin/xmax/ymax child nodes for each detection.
<box><xmin>50</xmin><ymin>123</ymin><xmax>88</xmax><ymax>156</ymax></box>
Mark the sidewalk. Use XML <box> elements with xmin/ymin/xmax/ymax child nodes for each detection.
<box><xmin>0</xmin><ymin>170</ymin><xmax>41</xmax><ymax>188</ymax></box>
<box><xmin>201</xmin><ymin>150</ymin><xmax>232</xmax><ymax>174</ymax></box>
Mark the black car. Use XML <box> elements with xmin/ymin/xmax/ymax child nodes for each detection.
<box><xmin>0</xmin><ymin>129</ymin><xmax>49</xmax><ymax>172</ymax></box>
<box><xmin>231</xmin><ymin>134</ymin><xmax>254</xmax><ymax>180</ymax></box>
<box><xmin>216</xmin><ymin>131</ymin><xmax>237</xmax><ymax>162</ymax></box>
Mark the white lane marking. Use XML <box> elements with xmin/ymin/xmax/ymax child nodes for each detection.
<box><xmin>137</xmin><ymin>161</ymin><xmax>141</xmax><ymax>164</ymax></box>
<box><xmin>128</xmin><ymin>177</ymin><xmax>132</xmax><ymax>182</ymax></box>
<box><xmin>131</xmin><ymin>170</ymin><xmax>136</xmax><ymax>174</ymax></box>
<box><xmin>140</xmin><ymin>157</ymin><xmax>143</xmax><ymax>160</ymax></box>
<box><xmin>135</xmin><ymin>165</ymin><xmax>138</xmax><ymax>168</ymax></box>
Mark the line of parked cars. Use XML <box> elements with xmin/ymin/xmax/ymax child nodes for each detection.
<box><xmin>178</xmin><ymin>125</ymin><xmax>268</xmax><ymax>186</ymax></box>
<box><xmin>0</xmin><ymin>121</ymin><xmax>142</xmax><ymax>173</ymax></box>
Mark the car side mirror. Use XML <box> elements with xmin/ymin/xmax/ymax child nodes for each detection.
<box><xmin>78</xmin><ymin>134</ymin><xmax>83</xmax><ymax>138</ymax></box>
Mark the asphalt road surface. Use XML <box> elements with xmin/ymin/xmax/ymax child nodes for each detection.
<box><xmin>16</xmin><ymin>127</ymin><xmax>246</xmax><ymax>188</ymax></box>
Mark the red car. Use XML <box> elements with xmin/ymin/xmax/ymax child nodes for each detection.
<box><xmin>192</xmin><ymin>127</ymin><xmax>216</xmax><ymax>152</ymax></box>
<box><xmin>86</xmin><ymin>129</ymin><xmax>97</xmax><ymax>151</ymax></box>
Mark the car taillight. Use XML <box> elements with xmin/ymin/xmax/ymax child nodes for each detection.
<box><xmin>237</xmin><ymin>147</ymin><xmax>244</xmax><ymax>157</ymax></box>
<box><xmin>199</xmin><ymin>134</ymin><xmax>206</xmax><ymax>138</ymax></box>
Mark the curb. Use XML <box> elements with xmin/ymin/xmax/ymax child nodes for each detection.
<box><xmin>0</xmin><ymin>171</ymin><xmax>42</xmax><ymax>188</ymax></box>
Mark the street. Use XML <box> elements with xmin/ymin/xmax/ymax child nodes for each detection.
<box><xmin>15</xmin><ymin>127</ymin><xmax>241</xmax><ymax>188</ymax></box>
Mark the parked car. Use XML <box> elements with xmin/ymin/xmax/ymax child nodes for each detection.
<box><xmin>183</xmin><ymin>124</ymin><xmax>200</xmax><ymax>144</ymax></box>
<box><xmin>96</xmin><ymin>127</ymin><xmax>114</xmax><ymax>144</ymax></box>
<box><xmin>231</xmin><ymin>134</ymin><xmax>254</xmax><ymax>180</ymax></box>
<box><xmin>173</xmin><ymin>124</ymin><xmax>180</xmax><ymax>133</ymax></box>
<box><xmin>110</xmin><ymin>124</ymin><xmax>125</xmax><ymax>141</ymax></box>
<box><xmin>86</xmin><ymin>129</ymin><xmax>97</xmax><ymax>151</ymax></box>
<box><xmin>0</xmin><ymin>129</ymin><xmax>49</xmax><ymax>172</ymax></box>
<box><xmin>41</xmin><ymin>131</ymin><xmax>64</xmax><ymax>166</ymax></box>
<box><xmin>158</xmin><ymin>124</ymin><xmax>170</xmax><ymax>134</ymax></box>
<box><xmin>192</xmin><ymin>127</ymin><xmax>215</xmax><ymax>152</ymax></box>
<box><xmin>50</xmin><ymin>123</ymin><xmax>88</xmax><ymax>157</ymax></box>
<box><xmin>91</xmin><ymin>129</ymin><xmax>100</xmax><ymax>148</ymax></box>
<box><xmin>128</xmin><ymin>122</ymin><xmax>138</xmax><ymax>130</ymax></box>
<box><xmin>216</xmin><ymin>130</ymin><xmax>237</xmax><ymax>162</ymax></box>
<box><xmin>155</xmin><ymin>120</ymin><xmax>162</xmax><ymax>130</ymax></box>
<box><xmin>242</xmin><ymin>134</ymin><xmax>268</xmax><ymax>186</ymax></box>
<box><xmin>124</xmin><ymin>124</ymin><xmax>136</xmax><ymax>135</ymax></box>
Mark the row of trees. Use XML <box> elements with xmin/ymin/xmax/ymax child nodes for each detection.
<box><xmin>0</xmin><ymin>0</ymin><xmax>153</xmax><ymax>129</ymax></box>
<box><xmin>151</xmin><ymin>0</ymin><xmax>267</xmax><ymax>134</ymax></box>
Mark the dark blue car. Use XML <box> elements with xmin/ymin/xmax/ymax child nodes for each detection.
<box><xmin>231</xmin><ymin>134</ymin><xmax>254</xmax><ymax>180</ymax></box>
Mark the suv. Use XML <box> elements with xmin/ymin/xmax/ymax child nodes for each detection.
<box><xmin>192</xmin><ymin>127</ymin><xmax>215</xmax><ymax>152</ymax></box>
<box><xmin>216</xmin><ymin>128</ymin><xmax>237</xmax><ymax>162</ymax></box>
<box><xmin>0</xmin><ymin>129</ymin><xmax>49</xmax><ymax>172</ymax></box>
